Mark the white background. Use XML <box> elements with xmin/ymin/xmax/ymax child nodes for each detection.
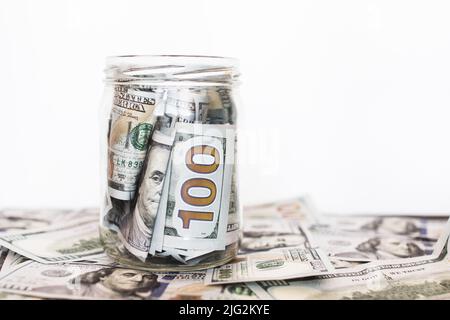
<box><xmin>1</xmin><ymin>0</ymin><xmax>450</xmax><ymax>214</ymax></box>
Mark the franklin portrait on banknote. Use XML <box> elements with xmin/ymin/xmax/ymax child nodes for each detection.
<box><xmin>327</xmin><ymin>236</ymin><xmax>430</xmax><ymax>261</ymax></box>
<box><xmin>225</xmin><ymin>284</ymin><xmax>257</xmax><ymax>298</ymax></box>
<box><xmin>0</xmin><ymin>216</ymin><xmax>49</xmax><ymax>233</ymax></box>
<box><xmin>354</xmin><ymin>237</ymin><xmax>425</xmax><ymax>259</ymax></box>
<box><xmin>31</xmin><ymin>267</ymin><xmax>161</xmax><ymax>299</ymax></box>
<box><xmin>135</xmin><ymin>142</ymin><xmax>171</xmax><ymax>226</ymax></box>
<box><xmin>119</xmin><ymin>140</ymin><xmax>171</xmax><ymax>254</ymax></box>
<box><xmin>240</xmin><ymin>235</ymin><xmax>307</xmax><ymax>253</ymax></box>
<box><xmin>361</xmin><ymin>217</ymin><xmax>420</xmax><ymax>236</ymax></box>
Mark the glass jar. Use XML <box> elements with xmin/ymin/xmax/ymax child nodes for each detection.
<box><xmin>99</xmin><ymin>55</ymin><xmax>241</xmax><ymax>271</ymax></box>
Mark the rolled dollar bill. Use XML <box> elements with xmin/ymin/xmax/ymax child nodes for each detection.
<box><xmin>205</xmin><ymin>88</ymin><xmax>233</xmax><ymax>124</ymax></box>
<box><xmin>118</xmin><ymin>130</ymin><xmax>175</xmax><ymax>261</ymax></box>
<box><xmin>165</xmin><ymin>89</ymin><xmax>209</xmax><ymax>124</ymax></box>
<box><xmin>107</xmin><ymin>85</ymin><xmax>163</xmax><ymax>201</ymax></box>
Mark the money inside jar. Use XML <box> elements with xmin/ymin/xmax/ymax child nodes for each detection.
<box><xmin>100</xmin><ymin>56</ymin><xmax>241</xmax><ymax>270</ymax></box>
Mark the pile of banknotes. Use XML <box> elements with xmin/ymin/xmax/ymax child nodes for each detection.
<box><xmin>0</xmin><ymin>197</ymin><xmax>449</xmax><ymax>300</ymax></box>
<box><xmin>103</xmin><ymin>84</ymin><xmax>238</xmax><ymax>264</ymax></box>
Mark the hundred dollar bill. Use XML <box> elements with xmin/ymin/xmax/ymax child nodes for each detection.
<box><xmin>72</xmin><ymin>253</ymin><xmax>121</xmax><ymax>268</ymax></box>
<box><xmin>239</xmin><ymin>212</ymin><xmax>318</xmax><ymax>254</ymax></box>
<box><xmin>248</xmin><ymin>242</ymin><xmax>449</xmax><ymax>300</ymax></box>
<box><xmin>0</xmin><ymin>292</ymin><xmax>41</xmax><ymax>300</ymax></box>
<box><xmin>161</xmin><ymin>123</ymin><xmax>235</xmax><ymax>252</ymax></box>
<box><xmin>156</xmin><ymin>229</ymin><xmax>241</xmax><ymax>264</ymax></box>
<box><xmin>0</xmin><ymin>250</ymin><xmax>28</xmax><ymax>272</ymax></box>
<box><xmin>118</xmin><ymin>89</ymin><xmax>209</xmax><ymax>260</ymax></box>
<box><xmin>0</xmin><ymin>261</ymin><xmax>172</xmax><ymax>300</ymax></box>
<box><xmin>243</xmin><ymin>217</ymin><xmax>302</xmax><ymax>238</ymax></box>
<box><xmin>107</xmin><ymin>85</ymin><xmax>163</xmax><ymax>201</ymax></box>
<box><xmin>310</xmin><ymin>228</ymin><xmax>436</xmax><ymax>262</ymax></box>
<box><xmin>0</xmin><ymin>217</ymin><xmax>103</xmax><ymax>264</ymax></box>
<box><xmin>0</xmin><ymin>208</ymin><xmax>97</xmax><ymax>235</ymax></box>
<box><xmin>148</xmin><ymin>151</ymin><xmax>173</xmax><ymax>255</ymax></box>
<box><xmin>244</xmin><ymin>196</ymin><xmax>322</xmax><ymax>226</ymax></box>
<box><xmin>205</xmin><ymin>88</ymin><xmax>232</xmax><ymax>124</ymax></box>
<box><xmin>0</xmin><ymin>247</ymin><xmax>8</xmax><ymax>272</ymax></box>
<box><xmin>156</xmin><ymin>213</ymin><xmax>242</xmax><ymax>264</ymax></box>
<box><xmin>181</xmin><ymin>140</ymin><xmax>241</xmax><ymax>260</ymax></box>
<box><xmin>119</xmin><ymin>89</ymin><xmax>203</xmax><ymax>257</ymax></box>
<box><xmin>162</xmin><ymin>168</ymin><xmax>242</xmax><ymax>263</ymax></box>
<box><xmin>158</xmin><ymin>88</ymin><xmax>209</xmax><ymax>125</ymax></box>
<box><xmin>317</xmin><ymin>215</ymin><xmax>448</xmax><ymax>241</ymax></box>
<box><xmin>158</xmin><ymin>272</ymin><xmax>258</xmax><ymax>300</ymax></box>
<box><xmin>204</xmin><ymin>247</ymin><xmax>333</xmax><ymax>284</ymax></box>
<box><xmin>165</xmin><ymin>89</ymin><xmax>209</xmax><ymax>124</ymax></box>
<box><xmin>0</xmin><ymin>261</ymin><xmax>255</xmax><ymax>300</ymax></box>
<box><xmin>240</xmin><ymin>234</ymin><xmax>310</xmax><ymax>254</ymax></box>
<box><xmin>119</xmin><ymin>130</ymin><xmax>174</xmax><ymax>261</ymax></box>
<box><xmin>329</xmin><ymin>257</ymin><xmax>366</xmax><ymax>270</ymax></box>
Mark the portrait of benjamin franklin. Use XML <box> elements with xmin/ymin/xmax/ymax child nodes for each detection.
<box><xmin>355</xmin><ymin>237</ymin><xmax>425</xmax><ymax>260</ymax></box>
<box><xmin>71</xmin><ymin>268</ymin><xmax>160</xmax><ymax>299</ymax></box>
<box><xmin>240</xmin><ymin>234</ymin><xmax>306</xmax><ymax>253</ymax></box>
<box><xmin>225</xmin><ymin>284</ymin><xmax>256</xmax><ymax>298</ymax></box>
<box><xmin>33</xmin><ymin>267</ymin><xmax>160</xmax><ymax>300</ymax></box>
<box><xmin>0</xmin><ymin>213</ymin><xmax>50</xmax><ymax>233</ymax></box>
<box><xmin>361</xmin><ymin>217</ymin><xmax>420</xmax><ymax>236</ymax></box>
<box><xmin>121</xmin><ymin>140</ymin><xmax>171</xmax><ymax>250</ymax></box>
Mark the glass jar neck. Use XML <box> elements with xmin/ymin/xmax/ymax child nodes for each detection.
<box><xmin>104</xmin><ymin>55</ymin><xmax>240</xmax><ymax>87</ymax></box>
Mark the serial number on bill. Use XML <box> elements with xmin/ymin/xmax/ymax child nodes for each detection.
<box><xmin>179</xmin><ymin>304</ymin><xmax>270</xmax><ymax>317</ymax></box>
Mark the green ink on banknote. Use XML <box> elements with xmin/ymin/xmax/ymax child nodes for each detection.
<box><xmin>130</xmin><ymin>123</ymin><xmax>153</xmax><ymax>151</ymax></box>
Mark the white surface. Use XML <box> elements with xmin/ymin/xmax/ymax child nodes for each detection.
<box><xmin>1</xmin><ymin>0</ymin><xmax>450</xmax><ymax>214</ymax></box>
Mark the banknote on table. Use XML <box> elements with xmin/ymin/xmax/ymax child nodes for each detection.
<box><xmin>240</xmin><ymin>199</ymin><xmax>321</xmax><ymax>253</ymax></box>
<box><xmin>0</xmin><ymin>208</ymin><xmax>97</xmax><ymax>235</ymax></box>
<box><xmin>0</xmin><ymin>250</ymin><xmax>29</xmax><ymax>272</ymax></box>
<box><xmin>0</xmin><ymin>292</ymin><xmax>41</xmax><ymax>300</ymax></box>
<box><xmin>205</xmin><ymin>246</ymin><xmax>332</xmax><ymax>284</ymax></box>
<box><xmin>240</xmin><ymin>234</ymin><xmax>312</xmax><ymax>255</ymax></box>
<box><xmin>248</xmin><ymin>240</ymin><xmax>450</xmax><ymax>300</ymax></box>
<box><xmin>328</xmin><ymin>257</ymin><xmax>366</xmax><ymax>270</ymax></box>
<box><xmin>0</xmin><ymin>261</ymin><xmax>257</xmax><ymax>300</ymax></box>
<box><xmin>310</xmin><ymin>214</ymin><xmax>449</xmax><ymax>262</ymax></box>
<box><xmin>243</xmin><ymin>217</ymin><xmax>302</xmax><ymax>238</ymax></box>
<box><xmin>248</xmin><ymin>218</ymin><xmax>450</xmax><ymax>299</ymax></box>
<box><xmin>2</xmin><ymin>199</ymin><xmax>449</xmax><ymax>300</ymax></box>
<box><xmin>0</xmin><ymin>217</ymin><xmax>103</xmax><ymax>264</ymax></box>
<box><xmin>310</xmin><ymin>228</ymin><xmax>437</xmax><ymax>262</ymax></box>
<box><xmin>240</xmin><ymin>216</ymin><xmax>312</xmax><ymax>254</ymax></box>
<box><xmin>157</xmin><ymin>272</ymin><xmax>258</xmax><ymax>300</ymax></box>
<box><xmin>205</xmin><ymin>204</ymin><xmax>334</xmax><ymax>284</ymax></box>
<box><xmin>244</xmin><ymin>196</ymin><xmax>322</xmax><ymax>226</ymax></box>
<box><xmin>317</xmin><ymin>215</ymin><xmax>448</xmax><ymax>240</ymax></box>
<box><xmin>0</xmin><ymin>247</ymin><xmax>8</xmax><ymax>272</ymax></box>
<box><xmin>0</xmin><ymin>261</ymin><xmax>167</xmax><ymax>300</ymax></box>
<box><xmin>74</xmin><ymin>253</ymin><xmax>121</xmax><ymax>268</ymax></box>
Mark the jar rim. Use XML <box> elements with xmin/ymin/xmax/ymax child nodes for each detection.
<box><xmin>106</xmin><ymin>54</ymin><xmax>238</xmax><ymax>64</ymax></box>
<box><xmin>104</xmin><ymin>55</ymin><xmax>240</xmax><ymax>86</ymax></box>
